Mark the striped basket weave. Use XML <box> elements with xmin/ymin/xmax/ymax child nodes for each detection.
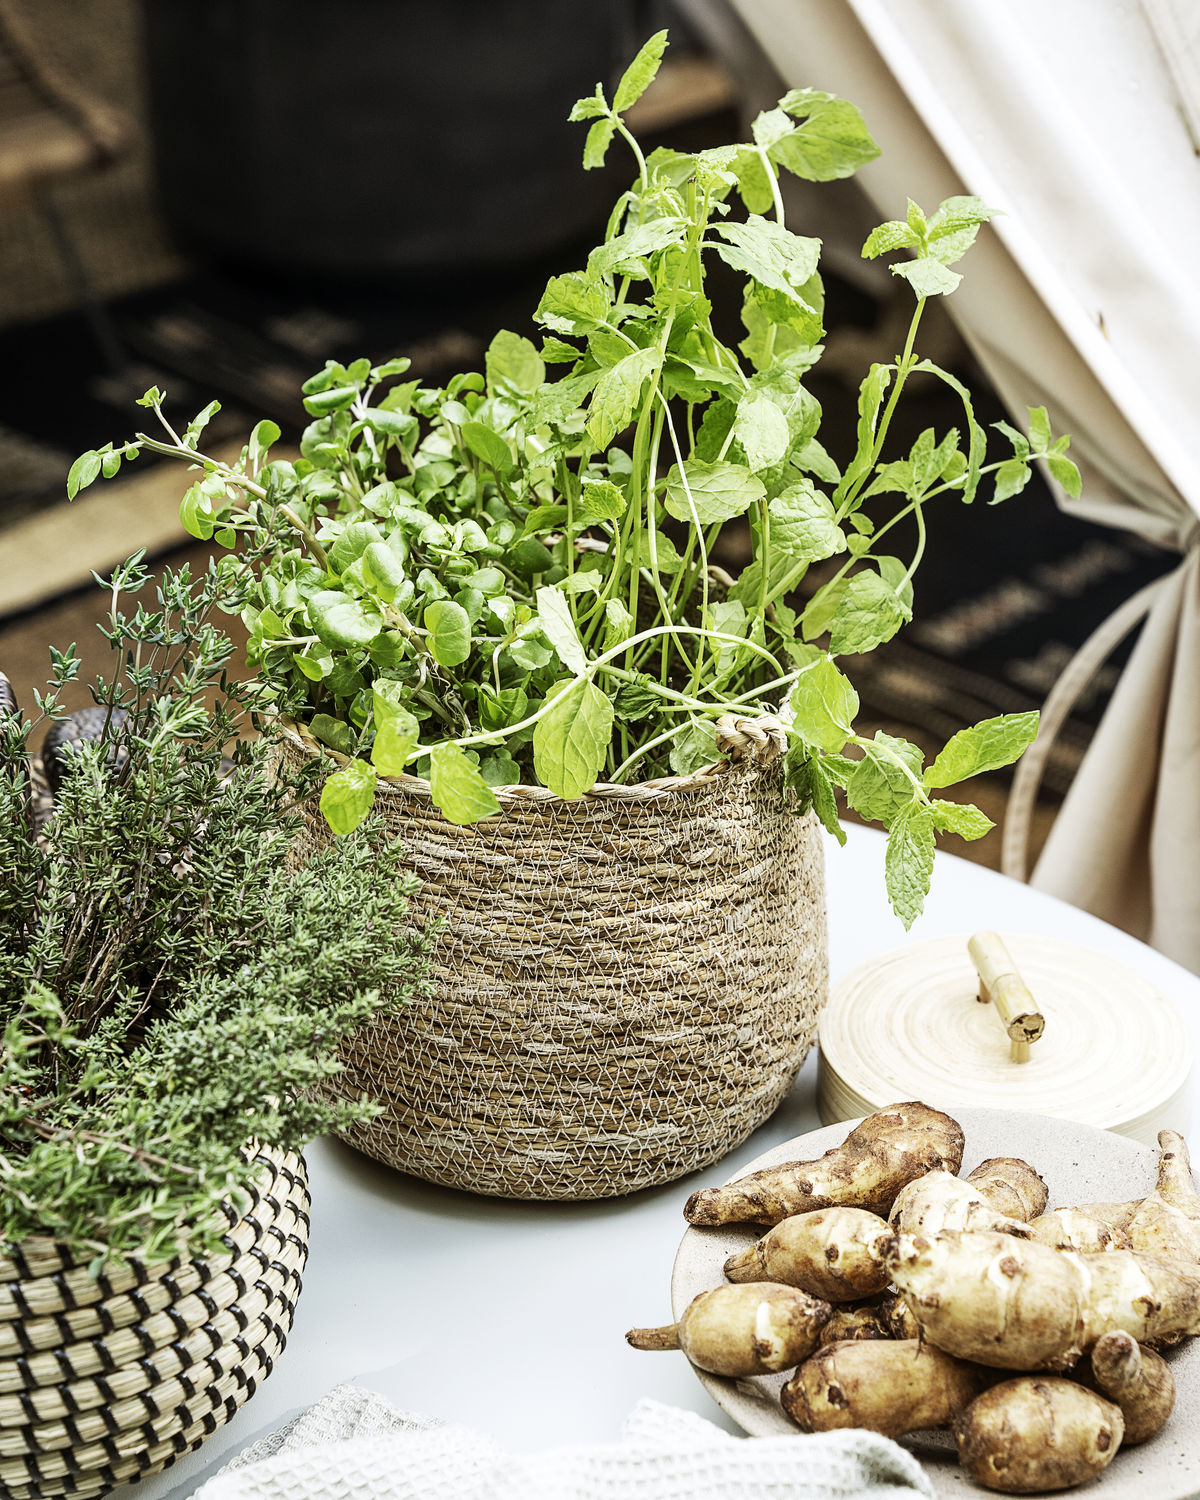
<box><xmin>0</xmin><ymin>1147</ymin><xmax>309</xmax><ymax>1499</ymax></box>
<box><xmin>279</xmin><ymin>713</ymin><xmax>828</xmax><ymax>1201</ymax></box>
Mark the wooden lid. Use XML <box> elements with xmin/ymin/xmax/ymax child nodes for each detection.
<box><xmin>818</xmin><ymin>932</ymin><xmax>1192</xmax><ymax>1143</ymax></box>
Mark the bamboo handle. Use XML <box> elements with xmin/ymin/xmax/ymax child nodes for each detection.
<box><xmin>968</xmin><ymin>931</ymin><xmax>1046</xmax><ymax>1063</ymax></box>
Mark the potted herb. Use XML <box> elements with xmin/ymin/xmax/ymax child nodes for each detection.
<box><xmin>0</xmin><ymin>555</ymin><xmax>429</xmax><ymax>1497</ymax></box>
<box><xmin>74</xmin><ymin>34</ymin><xmax>1076</xmax><ymax>1201</ymax></box>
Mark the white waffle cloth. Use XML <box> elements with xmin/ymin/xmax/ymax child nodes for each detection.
<box><xmin>194</xmin><ymin>1385</ymin><xmax>935</xmax><ymax>1500</ymax></box>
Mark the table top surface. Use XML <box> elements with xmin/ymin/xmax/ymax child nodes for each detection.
<box><xmin>121</xmin><ymin>824</ymin><xmax>1200</xmax><ymax>1498</ymax></box>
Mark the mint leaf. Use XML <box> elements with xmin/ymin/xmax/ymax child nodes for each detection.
<box><xmin>733</xmin><ymin>390</ymin><xmax>791</xmax><ymax>472</ymax></box>
<box><xmin>711</xmin><ymin>217</ymin><xmax>822</xmax><ymax>307</ymax></box>
<box><xmin>583</xmin><ymin>117</ymin><xmax>617</xmax><ymax>170</ymax></box>
<box><xmin>836</xmin><ymin>363</ymin><xmax>893</xmax><ymax>504</ymax></box>
<box><xmin>992</xmin><ymin>457</ymin><xmax>1031</xmax><ymax>503</ymax></box>
<box><xmin>1027</xmin><ymin>405</ymin><xmax>1053</xmax><ymax>452</ymax></box>
<box><xmin>603</xmin><ymin>598</ymin><xmax>634</xmax><ymax>652</ymax></box>
<box><xmin>801</xmin><ymin>575</ymin><xmax>850</xmax><ymax>641</ymax></box>
<box><xmin>535</xmin><ymin>273</ymin><xmax>609</xmax><ymax>335</ymax></box>
<box><xmin>664</xmin><ymin>459</ymin><xmax>765</xmax><ymax>525</ymax></box>
<box><xmin>729</xmin><ymin>146</ymin><xmax>777</xmax><ymax>216</ymax></box>
<box><xmin>536</xmin><ymin>586</ymin><xmax>588</xmax><ymax>674</ymax></box>
<box><xmin>568</xmin><ymin>88</ymin><xmax>607</xmax><ymax>123</ymax></box>
<box><xmin>829</xmin><ymin>569</ymin><xmax>912</xmax><ymax>655</ymax></box>
<box><xmin>533</xmin><ymin>679</ymin><xmax>614</xmax><ymax>798</ymax></box>
<box><xmin>586</xmin><ymin>345</ymin><xmax>661</xmax><ymax>449</ymax></box>
<box><xmin>790</xmin><ymin>654</ymin><xmax>858</xmax><ymax>753</ymax></box>
<box><xmin>309</xmin><ymin>591</ymin><xmax>384</xmax><ymax>649</ymax></box>
<box><xmin>578</xmin><ymin>479</ymin><xmax>626</xmax><ymax>522</ymax></box>
<box><xmin>751</xmin><ymin>106</ymin><xmax>795</xmax><ymax>151</ymax></box>
<box><xmin>613</xmin><ymin>29</ymin><xmax>668</xmax><ymax>114</ymax></box>
<box><xmin>670</xmin><ymin>717</ymin><xmax>719</xmax><ymax>775</ymax></box>
<box><xmin>862</xmin><ymin>220</ymin><xmax>921</xmax><ymax>258</ymax></box>
<box><xmin>460</xmin><ymin>421</ymin><xmax>512</xmax><ymax>476</ymax></box>
<box><xmin>930</xmin><ymin>799</ymin><xmax>995</xmax><ymax>841</ymax></box>
<box><xmin>846</xmin><ymin>732</ymin><xmax>924</xmax><ymax>823</ymax></box>
<box><xmin>371</xmin><ymin>691</ymin><xmax>420</xmax><ymax>777</ymax></box>
<box><xmin>885</xmin><ymin>809</ymin><xmax>935</xmax><ymax>929</ymax></box>
<box><xmin>429</xmin><ymin>742</ymin><xmax>501</xmax><ymax>824</ymax></box>
<box><xmin>924</xmin><ymin>711</ymin><xmax>1039</xmax><ymax>788</ymax></box>
<box><xmin>589</xmin><ymin>218</ymin><xmax>688</xmax><ymax>277</ymax></box>
<box><xmin>806</xmin><ymin>752</ymin><xmax>846</xmax><ymax>844</ymax></box>
<box><xmin>1046</xmin><ymin>452</ymin><xmax>1083</xmax><ymax>499</ymax></box>
<box><xmin>423</xmin><ymin>600</ymin><xmax>472</xmax><ymax>667</ymax></box>
<box><xmin>320</xmin><ymin>758</ymin><xmax>377</xmax><ymax>836</ymax></box>
<box><xmin>769</xmin><ymin>481</ymin><xmax>846</xmax><ymax>561</ymax></box>
<box><xmin>486</xmin><ymin>330</ymin><xmax>545</xmax><ymax>396</ymax></box>
<box><xmin>773</xmin><ymin>90</ymin><xmax>880</xmax><ymax>180</ymax></box>
<box><xmin>892</xmin><ymin>257</ymin><xmax>962</xmax><ymax>297</ymax></box>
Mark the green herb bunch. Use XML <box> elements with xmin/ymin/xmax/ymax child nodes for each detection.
<box><xmin>72</xmin><ymin>33</ymin><xmax>1079</xmax><ymax>924</ymax></box>
<box><xmin>0</xmin><ymin>554</ymin><xmax>429</xmax><ymax>1264</ymax></box>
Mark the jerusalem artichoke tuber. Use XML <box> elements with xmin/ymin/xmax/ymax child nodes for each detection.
<box><xmin>965</xmin><ymin>1157</ymin><xmax>1048</xmax><ymax>1222</ymax></box>
<box><xmin>888</xmin><ymin>1228</ymin><xmax>1200</xmax><ymax>1370</ymax></box>
<box><xmin>782</xmin><ymin>1338</ymin><xmax>986</xmax><ymax>1436</ymax></box>
<box><xmin>817</xmin><ymin>1301</ymin><xmax>892</xmax><ymax>1345</ymax></box>
<box><xmin>1089</xmin><ymin>1329</ymin><xmax>1175</xmax><ymax>1445</ymax></box>
<box><xmin>1123</xmin><ymin>1129</ymin><xmax>1200</xmax><ymax>1264</ymax></box>
<box><xmin>684</xmin><ymin>1103</ymin><xmax>964</xmax><ymax>1227</ymax></box>
<box><xmin>625</xmin><ymin>1282</ymin><xmax>829</xmax><ymax>1376</ymax></box>
<box><xmin>889</xmin><ymin>1169</ymin><xmax>1032</xmax><ymax>1239</ymax></box>
<box><xmin>1028</xmin><ymin>1209</ymin><xmax>1132</xmax><ymax>1254</ymax></box>
<box><xmin>723</xmin><ymin>1207</ymin><xmax>892</xmax><ymax>1301</ymax></box>
<box><xmin>954</xmin><ymin>1378</ymin><xmax>1123</xmax><ymax>1492</ymax></box>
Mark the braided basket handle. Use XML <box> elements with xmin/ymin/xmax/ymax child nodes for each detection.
<box><xmin>713</xmin><ymin>713</ymin><xmax>788</xmax><ymax>763</ymax></box>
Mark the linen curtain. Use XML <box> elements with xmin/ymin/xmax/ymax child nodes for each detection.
<box><xmin>697</xmin><ymin>0</ymin><xmax>1200</xmax><ymax>970</ymax></box>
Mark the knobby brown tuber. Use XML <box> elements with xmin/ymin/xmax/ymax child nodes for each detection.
<box><xmin>1028</xmin><ymin>1208</ymin><xmax>1131</xmax><ymax>1254</ymax></box>
<box><xmin>1089</xmin><ymin>1329</ymin><xmax>1175</xmax><ymax>1444</ymax></box>
<box><xmin>954</xmin><ymin>1377</ymin><xmax>1123</xmax><ymax>1492</ymax></box>
<box><xmin>625</xmin><ymin>1282</ymin><xmax>829</xmax><ymax>1376</ymax></box>
<box><xmin>889</xmin><ymin>1168</ymin><xmax>1032</xmax><ymax>1239</ymax></box>
<box><xmin>817</xmin><ymin>1300</ymin><xmax>892</xmax><ymax>1345</ymax></box>
<box><xmin>723</xmin><ymin>1207</ymin><xmax>892</xmax><ymax>1301</ymax></box>
<box><xmin>782</xmin><ymin>1338</ymin><xmax>986</xmax><ymax>1437</ymax></box>
<box><xmin>888</xmin><ymin>1228</ymin><xmax>1200</xmax><ymax>1370</ymax></box>
<box><xmin>965</xmin><ymin>1157</ymin><xmax>1049</xmax><ymax>1222</ymax></box>
<box><xmin>684</xmin><ymin>1103</ymin><xmax>964</xmax><ymax>1227</ymax></box>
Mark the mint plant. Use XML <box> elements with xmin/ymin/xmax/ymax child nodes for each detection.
<box><xmin>71</xmin><ymin>33</ymin><xmax>1077</xmax><ymax>925</ymax></box>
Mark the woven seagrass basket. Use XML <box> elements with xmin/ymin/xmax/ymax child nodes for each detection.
<box><xmin>0</xmin><ymin>1146</ymin><xmax>309</xmax><ymax>1500</ymax></box>
<box><xmin>279</xmin><ymin>713</ymin><xmax>828</xmax><ymax>1200</ymax></box>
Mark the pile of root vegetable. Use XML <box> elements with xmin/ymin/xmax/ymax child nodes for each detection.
<box><xmin>627</xmin><ymin>1102</ymin><xmax>1200</xmax><ymax>1494</ymax></box>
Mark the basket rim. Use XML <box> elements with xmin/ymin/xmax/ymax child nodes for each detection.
<box><xmin>278</xmin><ymin>714</ymin><xmax>739</xmax><ymax>806</ymax></box>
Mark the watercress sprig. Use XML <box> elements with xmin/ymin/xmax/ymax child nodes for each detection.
<box><xmin>71</xmin><ymin>31</ymin><xmax>1079</xmax><ymax>925</ymax></box>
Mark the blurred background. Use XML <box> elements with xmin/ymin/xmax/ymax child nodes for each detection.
<box><xmin>0</xmin><ymin>0</ymin><xmax>1175</xmax><ymax>866</ymax></box>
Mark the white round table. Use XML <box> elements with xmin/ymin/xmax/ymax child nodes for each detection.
<box><xmin>120</xmin><ymin>826</ymin><xmax>1200</xmax><ymax>1498</ymax></box>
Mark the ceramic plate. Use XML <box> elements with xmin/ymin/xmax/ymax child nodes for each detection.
<box><xmin>670</xmin><ymin>1107</ymin><xmax>1200</xmax><ymax>1499</ymax></box>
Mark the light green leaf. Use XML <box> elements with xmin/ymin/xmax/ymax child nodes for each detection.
<box><xmin>542</xmin><ymin>336</ymin><xmax>582</xmax><ymax>364</ymax></box>
<box><xmin>793</xmin><ymin>436</ymin><xmax>841</xmax><ymax>485</ymax></box>
<box><xmin>371</xmin><ymin>693</ymin><xmax>420</xmax><ymax>777</ymax></box>
<box><xmin>751</xmin><ymin>106</ymin><xmax>795</xmax><ymax>151</ymax></box>
<box><xmin>319</xmin><ymin>758</ymin><xmax>377</xmax><ymax>836</ymax></box>
<box><xmin>862</xmin><ymin>220</ymin><xmax>922</xmax><ymax>258</ymax></box>
<box><xmin>603</xmin><ymin>598</ymin><xmax>634</xmax><ymax>651</ymax></box>
<box><xmin>583</xmin><ymin>117</ymin><xmax>618</xmax><ymax>170</ymax></box>
<box><xmin>533</xmin><ymin>679</ymin><xmax>614</xmax><ymax>798</ymax></box>
<box><xmin>769</xmin><ymin>481</ymin><xmax>846</xmax><ymax>562</ymax></box>
<box><xmin>790</xmin><ymin>654</ymin><xmax>859</xmax><ymax>753</ymax></box>
<box><xmin>1027</xmin><ymin>405</ymin><xmax>1053</xmax><ymax>452</ymax></box>
<box><xmin>892</xmin><ymin>256</ymin><xmax>962</xmax><ymax>298</ymax></box>
<box><xmin>578</xmin><ymin>479</ymin><xmax>626</xmax><ymax>522</ymax></box>
<box><xmin>846</xmin><ymin>732</ymin><xmax>925</xmax><ymax>824</ymax></box>
<box><xmin>829</xmin><ymin>569</ymin><xmax>912</xmax><ymax>655</ymax></box>
<box><xmin>710</xmin><ymin>217</ymin><xmax>822</xmax><ymax>306</ymax></box>
<box><xmin>535</xmin><ymin>273</ymin><xmax>610</xmax><ymax>335</ymax></box>
<box><xmin>664</xmin><ymin>459</ymin><xmax>765</xmax><ymax>526</ymax></box>
<box><xmin>309</xmin><ymin>591</ymin><xmax>384</xmax><ymax>648</ymax></box>
<box><xmin>329</xmin><ymin>520</ymin><xmax>384</xmax><ymax>574</ymax></box>
<box><xmin>924</xmin><ymin>711</ymin><xmax>1039</xmax><ymax>789</ymax></box>
<box><xmin>423</xmin><ymin>599</ymin><xmax>472</xmax><ymax>667</ymax></box>
<box><xmin>613</xmin><ymin>29</ymin><xmax>668</xmax><ymax>113</ymax></box>
<box><xmin>568</xmin><ymin>87</ymin><xmax>607</xmax><ymax>122</ymax></box>
<box><xmin>836</xmin><ymin>363</ymin><xmax>893</xmax><ymax>505</ymax></box>
<box><xmin>729</xmin><ymin>145</ymin><xmax>777</xmax><ymax>215</ymax></box>
<box><xmin>885</xmin><ymin>809</ymin><xmax>936</xmax><ymax>929</ymax></box>
<box><xmin>310</xmin><ymin>713</ymin><xmax>357</xmax><ymax>757</ymax></box>
<box><xmin>179</xmin><ymin>483</ymin><xmax>215</xmax><ymax>540</ymax></box>
<box><xmin>733</xmin><ymin>391</ymin><xmax>791</xmax><ymax>472</ymax></box>
<box><xmin>801</xmin><ymin>575</ymin><xmax>849</xmax><ymax>641</ymax></box>
<box><xmin>738</xmin><ymin>289</ymin><xmax>819</xmax><ymax>372</ymax></box>
<box><xmin>461</xmin><ymin>421</ymin><xmax>513</xmax><ymax>475</ymax></box>
<box><xmin>486</xmin><ymin>330</ymin><xmax>545</xmax><ymax>396</ymax></box>
<box><xmin>704</xmin><ymin>600</ymin><xmax>749</xmax><ymax>670</ymax></box>
<box><xmin>670</xmin><ymin>717</ymin><xmax>719</xmax><ymax>776</ymax></box>
<box><xmin>930</xmin><ymin>799</ymin><xmax>995</xmax><ymax>841</ymax></box>
<box><xmin>361</xmin><ymin>540</ymin><xmax>408</xmax><ymax>602</ymax></box>
<box><xmin>589</xmin><ymin>218</ymin><xmax>688</xmax><ymax>277</ymax></box>
<box><xmin>805</xmin><ymin>752</ymin><xmax>846</xmax><ymax>845</ymax></box>
<box><xmin>66</xmin><ymin>450</ymin><xmax>102</xmax><ymax>501</ymax></box>
<box><xmin>992</xmin><ymin>457</ymin><xmax>1031</xmax><ymax>504</ymax></box>
<box><xmin>1046</xmin><ymin>451</ymin><xmax>1082</xmax><ymax>499</ymax></box>
<box><xmin>429</xmin><ymin>741</ymin><xmax>501</xmax><ymax>824</ymax></box>
<box><xmin>536</xmin><ymin>586</ymin><xmax>588</xmax><ymax>674</ymax></box>
<box><xmin>773</xmin><ymin>90</ymin><xmax>880</xmax><ymax>181</ymax></box>
<box><xmin>586</xmin><ymin>345</ymin><xmax>661</xmax><ymax>449</ymax></box>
